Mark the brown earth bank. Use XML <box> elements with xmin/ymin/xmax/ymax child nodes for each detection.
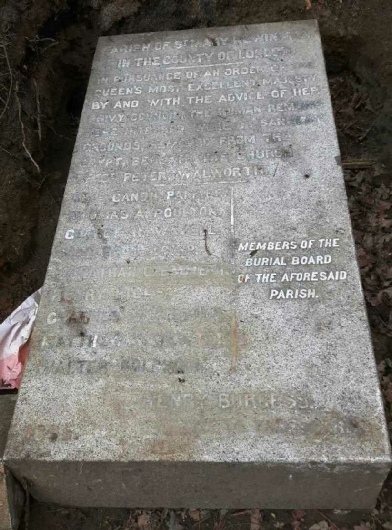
<box><xmin>0</xmin><ymin>0</ymin><xmax>391</xmax><ymax>528</ymax></box>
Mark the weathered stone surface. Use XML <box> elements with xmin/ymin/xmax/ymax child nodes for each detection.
<box><xmin>5</xmin><ymin>20</ymin><xmax>391</xmax><ymax>508</ymax></box>
<box><xmin>0</xmin><ymin>396</ymin><xmax>24</xmax><ymax>530</ymax></box>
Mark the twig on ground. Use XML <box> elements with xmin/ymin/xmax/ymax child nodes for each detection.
<box><xmin>47</xmin><ymin>188</ymin><xmax>60</xmax><ymax>207</ymax></box>
<box><xmin>36</xmin><ymin>174</ymin><xmax>47</xmax><ymax>189</ymax></box>
<box><xmin>33</xmin><ymin>79</ymin><xmax>42</xmax><ymax>142</ymax></box>
<box><xmin>0</xmin><ymin>42</ymin><xmax>13</xmax><ymax>121</ymax></box>
<box><xmin>231</xmin><ymin>511</ymin><xmax>253</xmax><ymax>517</ymax></box>
<box><xmin>378</xmin><ymin>316</ymin><xmax>392</xmax><ymax>331</ymax></box>
<box><xmin>0</xmin><ymin>144</ymin><xmax>15</xmax><ymax>157</ymax></box>
<box><xmin>343</xmin><ymin>119</ymin><xmax>357</xmax><ymax>131</ymax></box>
<box><xmin>315</xmin><ymin>510</ymin><xmax>339</xmax><ymax>530</ymax></box>
<box><xmin>359</xmin><ymin>121</ymin><xmax>376</xmax><ymax>141</ymax></box>
<box><xmin>342</xmin><ymin>159</ymin><xmax>376</xmax><ymax>170</ymax></box>
<box><xmin>15</xmin><ymin>81</ymin><xmax>41</xmax><ymax>173</ymax></box>
<box><xmin>47</xmin><ymin>124</ymin><xmax>73</xmax><ymax>141</ymax></box>
<box><xmin>27</xmin><ymin>35</ymin><xmax>58</xmax><ymax>55</ymax></box>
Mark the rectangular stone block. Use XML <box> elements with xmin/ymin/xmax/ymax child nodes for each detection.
<box><xmin>0</xmin><ymin>395</ymin><xmax>24</xmax><ymax>530</ymax></box>
<box><xmin>5</xmin><ymin>20</ymin><xmax>391</xmax><ymax>508</ymax></box>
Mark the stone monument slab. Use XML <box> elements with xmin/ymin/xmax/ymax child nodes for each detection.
<box><xmin>5</xmin><ymin>20</ymin><xmax>391</xmax><ymax>508</ymax></box>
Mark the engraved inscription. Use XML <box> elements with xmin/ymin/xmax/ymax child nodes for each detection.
<box><xmin>237</xmin><ymin>237</ymin><xmax>347</xmax><ymax>300</ymax></box>
<box><xmin>27</xmin><ymin>24</ymin><xmax>374</xmax><ymax>447</ymax></box>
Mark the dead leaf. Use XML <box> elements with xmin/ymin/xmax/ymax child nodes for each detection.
<box><xmin>305</xmin><ymin>0</ymin><xmax>312</xmax><ymax>9</ymax></box>
<box><xmin>291</xmin><ymin>510</ymin><xmax>306</xmax><ymax>530</ymax></box>
<box><xmin>189</xmin><ymin>510</ymin><xmax>201</xmax><ymax>522</ymax></box>
<box><xmin>168</xmin><ymin>510</ymin><xmax>183</xmax><ymax>530</ymax></box>
<box><xmin>309</xmin><ymin>521</ymin><xmax>329</xmax><ymax>530</ymax></box>
<box><xmin>354</xmin><ymin>524</ymin><xmax>371</xmax><ymax>530</ymax></box>
<box><xmin>138</xmin><ymin>512</ymin><xmax>150</xmax><ymax>529</ymax></box>
<box><xmin>250</xmin><ymin>509</ymin><xmax>263</xmax><ymax>530</ymax></box>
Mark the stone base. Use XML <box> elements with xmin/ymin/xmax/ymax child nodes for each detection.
<box><xmin>6</xmin><ymin>460</ymin><xmax>390</xmax><ymax>509</ymax></box>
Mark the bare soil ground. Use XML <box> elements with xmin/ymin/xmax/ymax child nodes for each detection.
<box><xmin>0</xmin><ymin>0</ymin><xmax>391</xmax><ymax>528</ymax></box>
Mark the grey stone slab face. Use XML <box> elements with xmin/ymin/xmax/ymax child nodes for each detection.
<box><xmin>5</xmin><ymin>20</ymin><xmax>391</xmax><ymax>508</ymax></box>
<box><xmin>1</xmin><ymin>396</ymin><xmax>24</xmax><ymax>530</ymax></box>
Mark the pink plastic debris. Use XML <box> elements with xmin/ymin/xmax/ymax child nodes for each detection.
<box><xmin>0</xmin><ymin>289</ymin><xmax>41</xmax><ymax>389</ymax></box>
